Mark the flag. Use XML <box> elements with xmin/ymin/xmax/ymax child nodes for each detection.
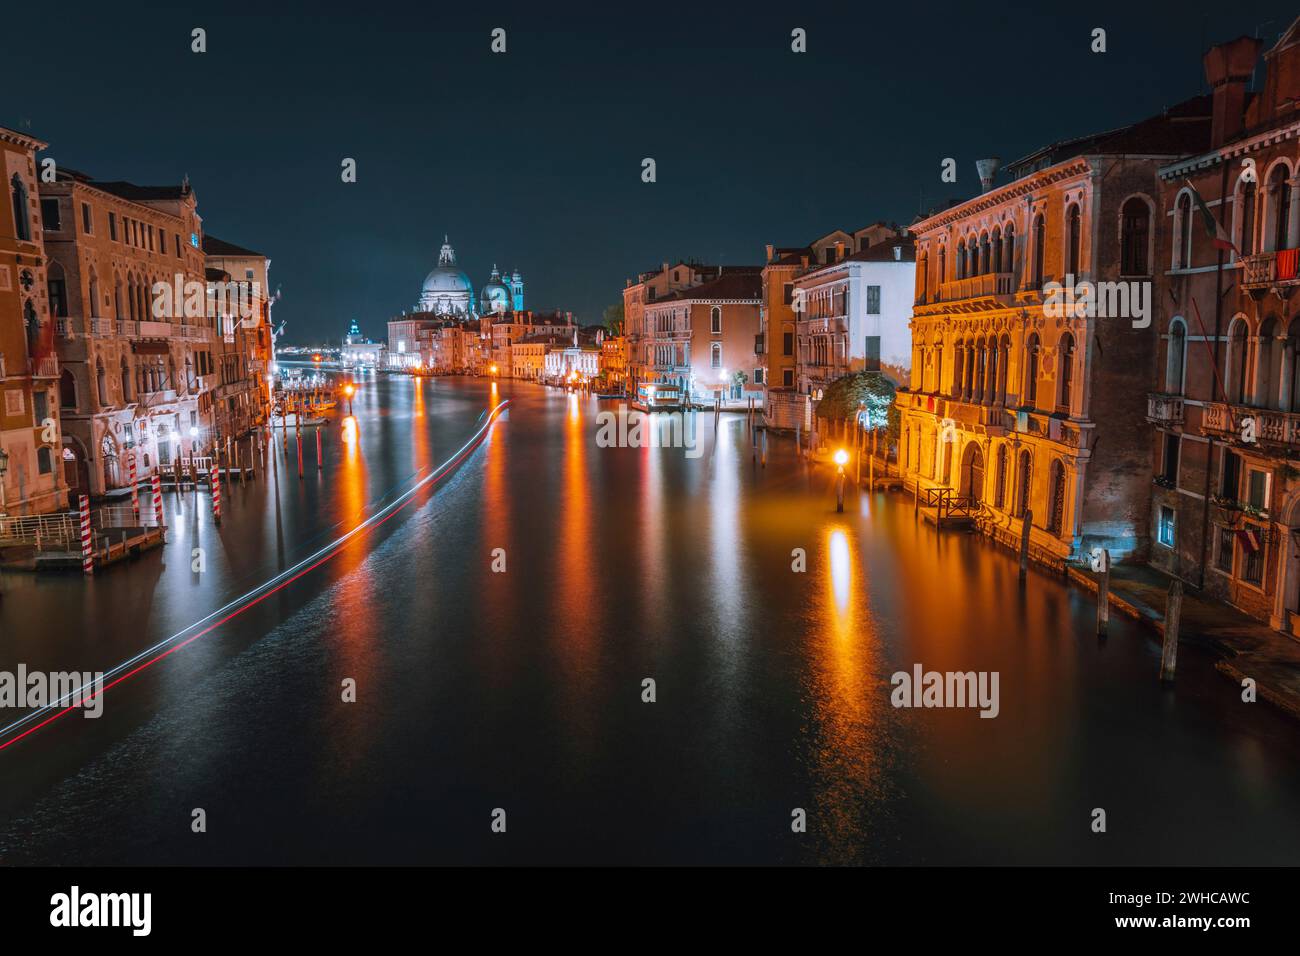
<box><xmin>1237</xmin><ymin>528</ymin><xmax>1261</xmax><ymax>554</ymax></box>
<box><xmin>1185</xmin><ymin>179</ymin><xmax>1236</xmax><ymax>253</ymax></box>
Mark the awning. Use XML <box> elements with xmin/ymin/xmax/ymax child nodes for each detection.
<box><xmin>132</xmin><ymin>341</ymin><xmax>170</xmax><ymax>355</ymax></box>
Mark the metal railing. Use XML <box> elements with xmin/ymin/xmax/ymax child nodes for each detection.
<box><xmin>922</xmin><ymin>486</ymin><xmax>981</xmax><ymax>520</ymax></box>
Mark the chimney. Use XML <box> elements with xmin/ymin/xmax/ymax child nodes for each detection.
<box><xmin>835</xmin><ymin>240</ymin><xmax>845</xmax><ymax>261</ymax></box>
<box><xmin>1204</xmin><ymin>35</ymin><xmax>1262</xmax><ymax>148</ymax></box>
<box><xmin>800</xmin><ymin>254</ymin><xmax>809</xmax><ymax>269</ymax></box>
<box><xmin>975</xmin><ymin>158</ymin><xmax>1001</xmax><ymax>193</ymax></box>
<box><xmin>765</xmin><ymin>243</ymin><xmax>774</xmax><ymax>263</ymax></box>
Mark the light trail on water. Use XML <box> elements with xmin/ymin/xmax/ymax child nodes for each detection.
<box><xmin>0</xmin><ymin>399</ymin><xmax>511</xmax><ymax>753</ymax></box>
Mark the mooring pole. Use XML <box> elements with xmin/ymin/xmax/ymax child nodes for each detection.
<box><xmin>1096</xmin><ymin>549</ymin><xmax>1111</xmax><ymax>636</ymax></box>
<box><xmin>1018</xmin><ymin>509</ymin><xmax>1033</xmax><ymax>583</ymax></box>
<box><xmin>1161</xmin><ymin>579</ymin><xmax>1183</xmax><ymax>682</ymax></box>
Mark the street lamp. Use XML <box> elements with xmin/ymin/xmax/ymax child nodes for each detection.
<box><xmin>343</xmin><ymin>382</ymin><xmax>356</xmax><ymax>416</ymax></box>
<box><xmin>834</xmin><ymin>448</ymin><xmax>849</xmax><ymax>513</ymax></box>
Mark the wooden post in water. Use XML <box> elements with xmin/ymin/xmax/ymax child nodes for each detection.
<box><xmin>1161</xmin><ymin>580</ymin><xmax>1182</xmax><ymax>682</ymax></box>
<box><xmin>1018</xmin><ymin>509</ymin><xmax>1033</xmax><ymax>583</ymax></box>
<box><xmin>1096</xmin><ymin>549</ymin><xmax>1111</xmax><ymax>636</ymax></box>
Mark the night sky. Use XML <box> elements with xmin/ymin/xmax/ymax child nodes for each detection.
<box><xmin>4</xmin><ymin>1</ymin><xmax>1296</xmax><ymax>344</ymax></box>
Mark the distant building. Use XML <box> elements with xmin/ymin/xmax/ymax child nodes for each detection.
<box><xmin>203</xmin><ymin>234</ymin><xmax>274</xmax><ymax>438</ymax></box>
<box><xmin>341</xmin><ymin>319</ymin><xmax>384</xmax><ymax>368</ymax></box>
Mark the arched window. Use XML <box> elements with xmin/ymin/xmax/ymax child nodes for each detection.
<box><xmin>997</xmin><ymin>334</ymin><xmax>1011</xmax><ymax>404</ymax></box>
<box><xmin>120</xmin><ymin>358</ymin><xmax>131</xmax><ymax>403</ymax></box>
<box><xmin>23</xmin><ymin>299</ymin><xmax>38</xmax><ymax>354</ymax></box>
<box><xmin>917</xmin><ymin>254</ymin><xmax>928</xmax><ymax>303</ymax></box>
<box><xmin>10</xmin><ymin>174</ymin><xmax>30</xmax><ymax>241</ymax></box>
<box><xmin>1065</xmin><ymin>204</ymin><xmax>1081</xmax><ymax>276</ymax></box>
<box><xmin>96</xmin><ymin>360</ymin><xmax>108</xmax><ymax>406</ymax></box>
<box><xmin>938</xmin><ymin>246</ymin><xmax>946</xmax><ymax>284</ymax></box>
<box><xmin>1166</xmin><ymin>319</ymin><xmax>1187</xmax><ymax>394</ymax></box>
<box><xmin>1002</xmin><ymin>222</ymin><xmax>1015</xmax><ymax>274</ymax></box>
<box><xmin>1226</xmin><ymin>318</ymin><xmax>1250</xmax><ymax>404</ymax></box>
<box><xmin>1120</xmin><ymin>197</ymin><xmax>1150</xmax><ymax>275</ymax></box>
<box><xmin>994</xmin><ymin>444</ymin><xmax>1009</xmax><ymax>510</ymax></box>
<box><xmin>1024</xmin><ymin>333</ymin><xmax>1040</xmax><ymax>405</ymax></box>
<box><xmin>60</xmin><ymin>367</ymin><xmax>77</xmax><ymax>409</ymax></box>
<box><xmin>88</xmin><ymin>270</ymin><xmax>100</xmax><ymax>319</ymax></box>
<box><xmin>1058</xmin><ymin>332</ymin><xmax>1075</xmax><ymax>411</ymax></box>
<box><xmin>1257</xmin><ymin>316</ymin><xmax>1283</xmax><ymax>410</ymax></box>
<box><xmin>1032</xmin><ymin>214</ymin><xmax>1045</xmax><ymax>287</ymax></box>
<box><xmin>952</xmin><ymin>340</ymin><xmax>965</xmax><ymax>398</ymax></box>
<box><xmin>1269</xmin><ymin>164</ymin><xmax>1292</xmax><ymax>252</ymax></box>
<box><xmin>1176</xmin><ymin>192</ymin><xmax>1193</xmax><ymax>268</ymax></box>
<box><xmin>1047</xmin><ymin>460</ymin><xmax>1067</xmax><ymax>535</ymax></box>
<box><xmin>1238</xmin><ymin>179</ymin><xmax>1257</xmax><ymax>257</ymax></box>
<box><xmin>1016</xmin><ymin>449</ymin><xmax>1033</xmax><ymax>519</ymax></box>
<box><xmin>710</xmin><ymin>306</ymin><xmax>721</xmax><ymax>334</ymax></box>
<box><xmin>991</xmin><ymin>228</ymin><xmax>1002</xmax><ymax>275</ymax></box>
<box><xmin>114</xmin><ymin>275</ymin><xmax>123</xmax><ymax>319</ymax></box>
<box><xmin>979</xmin><ymin>232</ymin><xmax>991</xmax><ymax>274</ymax></box>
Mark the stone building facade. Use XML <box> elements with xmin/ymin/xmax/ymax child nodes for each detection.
<box><xmin>0</xmin><ymin>126</ymin><xmax>65</xmax><ymax>514</ymax></box>
<box><xmin>897</xmin><ymin>100</ymin><xmax>1213</xmax><ymax>569</ymax></box>
<box><xmin>41</xmin><ymin>168</ymin><xmax>216</xmax><ymax>497</ymax></box>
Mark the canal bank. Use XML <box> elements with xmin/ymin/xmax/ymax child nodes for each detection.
<box><xmin>1069</xmin><ymin>561</ymin><xmax>1300</xmax><ymax>721</ymax></box>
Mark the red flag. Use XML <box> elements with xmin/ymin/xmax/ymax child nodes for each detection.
<box><xmin>1185</xmin><ymin>179</ymin><xmax>1236</xmax><ymax>253</ymax></box>
<box><xmin>1237</xmin><ymin>528</ymin><xmax>1261</xmax><ymax>554</ymax></box>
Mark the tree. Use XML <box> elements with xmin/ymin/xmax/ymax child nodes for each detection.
<box><xmin>602</xmin><ymin>303</ymin><xmax>625</xmax><ymax>335</ymax></box>
<box><xmin>817</xmin><ymin>371</ymin><xmax>899</xmax><ymax>440</ymax></box>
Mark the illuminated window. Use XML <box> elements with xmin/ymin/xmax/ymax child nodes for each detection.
<box><xmin>1157</xmin><ymin>505</ymin><xmax>1175</xmax><ymax>548</ymax></box>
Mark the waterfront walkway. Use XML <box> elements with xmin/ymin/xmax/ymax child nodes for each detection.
<box><xmin>1069</xmin><ymin>561</ymin><xmax>1300</xmax><ymax>720</ymax></box>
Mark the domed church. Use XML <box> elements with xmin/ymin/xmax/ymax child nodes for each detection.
<box><xmin>416</xmin><ymin>237</ymin><xmax>523</xmax><ymax>317</ymax></box>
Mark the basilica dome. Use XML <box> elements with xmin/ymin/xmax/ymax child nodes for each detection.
<box><xmin>418</xmin><ymin>238</ymin><xmax>474</xmax><ymax>315</ymax></box>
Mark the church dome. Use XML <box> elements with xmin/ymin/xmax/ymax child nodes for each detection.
<box><xmin>418</xmin><ymin>237</ymin><xmax>474</xmax><ymax>315</ymax></box>
<box><xmin>480</xmin><ymin>264</ymin><xmax>512</xmax><ymax>314</ymax></box>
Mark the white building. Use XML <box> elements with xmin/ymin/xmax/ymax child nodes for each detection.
<box><xmin>794</xmin><ymin>236</ymin><xmax>916</xmax><ymax>399</ymax></box>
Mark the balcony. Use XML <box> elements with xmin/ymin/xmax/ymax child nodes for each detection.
<box><xmin>1203</xmin><ymin>401</ymin><xmax>1300</xmax><ymax>447</ymax></box>
<box><xmin>1240</xmin><ymin>249</ymin><xmax>1300</xmax><ymax>291</ymax></box>
<box><xmin>936</xmin><ymin>272</ymin><xmax>1015</xmax><ymax>310</ymax></box>
<box><xmin>1147</xmin><ymin>393</ymin><xmax>1184</xmax><ymax>425</ymax></box>
<box><xmin>942</xmin><ymin>398</ymin><xmax>1008</xmax><ymax>436</ymax></box>
<box><xmin>30</xmin><ymin>355</ymin><xmax>58</xmax><ymax>378</ymax></box>
<box><xmin>90</xmin><ymin>318</ymin><xmax>113</xmax><ymax>336</ymax></box>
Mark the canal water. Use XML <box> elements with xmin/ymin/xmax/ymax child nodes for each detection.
<box><xmin>1</xmin><ymin>374</ymin><xmax>1298</xmax><ymax>864</ymax></box>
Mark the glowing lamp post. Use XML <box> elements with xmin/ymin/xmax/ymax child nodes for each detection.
<box><xmin>834</xmin><ymin>448</ymin><xmax>849</xmax><ymax>513</ymax></box>
<box><xmin>343</xmin><ymin>382</ymin><xmax>356</xmax><ymax>416</ymax></box>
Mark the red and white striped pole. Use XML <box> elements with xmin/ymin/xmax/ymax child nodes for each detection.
<box><xmin>128</xmin><ymin>453</ymin><xmax>139</xmax><ymax>523</ymax></box>
<box><xmin>79</xmin><ymin>494</ymin><xmax>93</xmax><ymax>576</ymax></box>
<box><xmin>151</xmin><ymin>472</ymin><xmax>163</xmax><ymax>526</ymax></box>
<box><xmin>211</xmin><ymin>462</ymin><xmax>221</xmax><ymax>524</ymax></box>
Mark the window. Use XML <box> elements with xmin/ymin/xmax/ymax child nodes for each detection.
<box><xmin>994</xmin><ymin>444</ymin><xmax>1008</xmax><ymax>509</ymax></box>
<box><xmin>1246</xmin><ymin>468</ymin><xmax>1270</xmax><ymax>512</ymax></box>
<box><xmin>1163</xmin><ymin>433</ymin><xmax>1180</xmax><ymax>484</ymax></box>
<box><xmin>782</xmin><ymin>283</ymin><xmax>793</xmax><ymax>305</ymax></box>
<box><xmin>1238</xmin><ymin>180</ymin><xmax>1257</xmax><ymax>257</ymax></box>
<box><xmin>865</xmin><ymin>335</ymin><xmax>881</xmax><ymax>372</ymax></box>
<box><xmin>175</xmin><ymin>235</ymin><xmax>181</xmax><ymax>257</ymax></box>
<box><xmin>1120</xmin><ymin>198</ymin><xmax>1150</xmax><ymax>275</ymax></box>
<box><xmin>81</xmin><ymin>202</ymin><xmax>93</xmax><ymax>234</ymax></box>
<box><xmin>40</xmin><ymin>198</ymin><xmax>61</xmax><ymax>231</ymax></box>
<box><xmin>1166</xmin><ymin>320</ymin><xmax>1186</xmax><ymax>393</ymax></box>
<box><xmin>711</xmin><ymin>343</ymin><xmax>721</xmax><ymax>368</ymax></box>
<box><xmin>60</xmin><ymin>368</ymin><xmax>76</xmax><ymax>409</ymax></box>
<box><xmin>37</xmin><ymin>446</ymin><xmax>53</xmax><ymax>475</ymax></box>
<box><xmin>1025</xmin><ymin>333</ymin><xmax>1040</xmax><ymax>405</ymax></box>
<box><xmin>1243</xmin><ymin>536</ymin><xmax>1264</xmax><ymax>584</ymax></box>
<box><xmin>1221</xmin><ymin>450</ymin><xmax>1241</xmax><ymax>499</ymax></box>
<box><xmin>783</xmin><ymin>369</ymin><xmax>794</xmax><ymax>388</ymax></box>
<box><xmin>754</xmin><ymin>368</ymin><xmax>764</xmax><ymax>385</ymax></box>
<box><xmin>108</xmin><ymin>211</ymin><xmax>118</xmax><ymax>241</ymax></box>
<box><xmin>782</xmin><ymin>331</ymin><xmax>793</xmax><ymax>356</ymax></box>
<box><xmin>1048</xmin><ymin>461</ymin><xmax>1067</xmax><ymax>534</ymax></box>
<box><xmin>1157</xmin><ymin>505</ymin><xmax>1175</xmax><ymax>548</ymax></box>
<box><xmin>1216</xmin><ymin>526</ymin><xmax>1235</xmax><ymax>573</ymax></box>
<box><xmin>1065</xmin><ymin>204</ymin><xmax>1081</xmax><ymax>276</ymax></box>
<box><xmin>1176</xmin><ymin>192</ymin><xmax>1193</xmax><ymax>267</ymax></box>
<box><xmin>10</xmin><ymin>174</ymin><xmax>31</xmax><ymax>241</ymax></box>
<box><xmin>866</xmin><ymin>285</ymin><xmax>881</xmax><ymax>314</ymax></box>
<box><xmin>710</xmin><ymin>306</ymin><xmax>721</xmax><ymax>334</ymax></box>
<box><xmin>1032</xmin><ymin>214</ymin><xmax>1045</xmax><ymax>287</ymax></box>
<box><xmin>33</xmin><ymin>389</ymin><xmax>48</xmax><ymax>424</ymax></box>
<box><xmin>48</xmin><ymin>277</ymin><xmax>68</xmax><ymax>317</ymax></box>
<box><xmin>1058</xmin><ymin>333</ymin><xmax>1075</xmax><ymax>410</ymax></box>
<box><xmin>1269</xmin><ymin>164</ymin><xmax>1292</xmax><ymax>252</ymax></box>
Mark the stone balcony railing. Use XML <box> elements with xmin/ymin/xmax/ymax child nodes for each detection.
<box><xmin>1240</xmin><ymin>249</ymin><xmax>1300</xmax><ymax>290</ymax></box>
<box><xmin>1203</xmin><ymin>400</ymin><xmax>1300</xmax><ymax>446</ymax></box>
<box><xmin>1147</xmin><ymin>393</ymin><xmax>1185</xmax><ymax>425</ymax></box>
<box><xmin>937</xmin><ymin>271</ymin><xmax>1014</xmax><ymax>304</ymax></box>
